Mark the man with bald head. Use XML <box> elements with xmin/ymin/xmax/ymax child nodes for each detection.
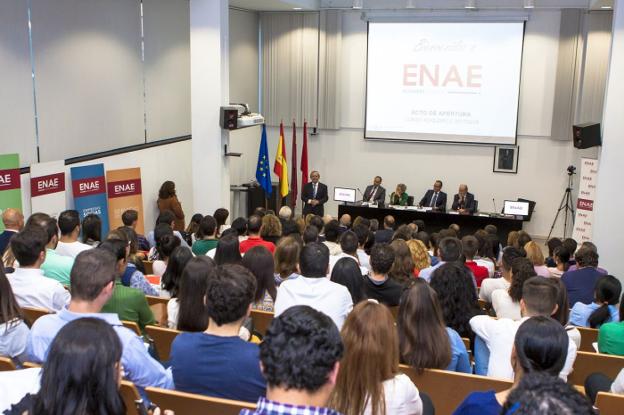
<box><xmin>451</xmin><ymin>184</ymin><xmax>476</xmax><ymax>214</ymax></box>
<box><xmin>0</xmin><ymin>208</ymin><xmax>24</xmax><ymax>255</ymax></box>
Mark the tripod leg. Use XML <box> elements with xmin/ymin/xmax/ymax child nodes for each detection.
<box><xmin>547</xmin><ymin>188</ymin><xmax>570</xmax><ymax>240</ymax></box>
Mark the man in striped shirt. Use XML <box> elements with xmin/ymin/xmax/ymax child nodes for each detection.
<box><xmin>240</xmin><ymin>306</ymin><xmax>344</xmax><ymax>415</ymax></box>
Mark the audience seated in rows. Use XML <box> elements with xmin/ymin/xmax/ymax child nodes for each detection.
<box><xmin>7</xmin><ymin>224</ymin><xmax>70</xmax><ymax>311</ymax></box>
<box><xmin>99</xmin><ymin>239</ymin><xmax>156</xmax><ymax>331</ymax></box>
<box><xmin>240</xmin><ymin>305</ymin><xmax>344</xmax><ymax>415</ymax></box>
<box><xmin>275</xmin><ymin>243</ymin><xmax>352</xmax><ymax>329</ymax></box>
<box><xmin>170</xmin><ymin>264</ymin><xmax>266</xmax><ymax>402</ymax></box>
<box><xmin>0</xmin><ymin>209</ymin><xmax>23</xmax><ymax>256</ymax></box>
<box><xmin>454</xmin><ymin>316</ymin><xmax>571</xmax><ymax>415</ymax></box>
<box><xmin>470</xmin><ymin>277</ymin><xmax>577</xmax><ymax>381</ymax></box>
<box><xmin>0</xmin><ymin>268</ymin><xmax>29</xmax><ymax>364</ymax></box>
<box><xmin>55</xmin><ymin>210</ymin><xmax>92</xmax><ymax>258</ymax></box>
<box><xmin>240</xmin><ymin>215</ymin><xmax>276</xmax><ymax>254</ymax></box>
<box><xmin>398</xmin><ymin>280</ymin><xmax>471</xmax><ymax>374</ymax></box>
<box><xmin>28</xmin><ymin>249</ymin><xmax>173</xmax><ymax>391</ymax></box>
<box><xmin>273</xmin><ymin>236</ymin><xmax>301</xmax><ymax>286</ymax></box>
<box><xmin>330</xmin><ymin>257</ymin><xmax>367</xmax><ymax>304</ymax></box>
<box><xmin>570</xmin><ymin>274</ymin><xmax>621</xmax><ymax>328</ymax></box>
<box><xmin>597</xmin><ymin>292</ymin><xmax>624</xmax><ymax>355</ymax></box>
<box><xmin>461</xmin><ymin>236</ymin><xmax>489</xmax><ymax>287</ymax></box>
<box><xmin>191</xmin><ymin>215</ymin><xmax>218</xmax><ymax>256</ymax></box>
<box><xmin>479</xmin><ymin>246</ymin><xmax>524</xmax><ymax>303</ymax></box>
<box><xmin>26</xmin><ymin>213</ymin><xmax>73</xmax><ymax>285</ymax></box>
<box><xmin>330</xmin><ymin>301</ymin><xmax>424</xmax><ymax>415</ymax></box>
<box><xmin>363</xmin><ymin>244</ymin><xmax>403</xmax><ymax>307</ymax></box>
<box><xmin>430</xmin><ymin>263</ymin><xmax>482</xmax><ymax>342</ymax></box>
<box><xmin>108</xmin><ymin>229</ymin><xmax>158</xmax><ymax>296</ymax></box>
<box><xmin>562</xmin><ymin>244</ymin><xmax>604</xmax><ymax>306</ymax></box>
<box><xmin>419</xmin><ymin>237</ymin><xmax>462</xmax><ymax>282</ymax></box>
<box><xmin>491</xmin><ymin>257</ymin><xmax>537</xmax><ymax>321</ymax></box>
<box><xmin>242</xmin><ymin>246</ymin><xmax>277</xmax><ymax>312</ymax></box>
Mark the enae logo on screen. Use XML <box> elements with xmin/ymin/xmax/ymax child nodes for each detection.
<box><xmin>107</xmin><ymin>179</ymin><xmax>142</xmax><ymax>198</ymax></box>
<box><xmin>31</xmin><ymin>173</ymin><xmax>65</xmax><ymax>197</ymax></box>
<box><xmin>72</xmin><ymin>177</ymin><xmax>106</xmax><ymax>197</ymax></box>
<box><xmin>403</xmin><ymin>64</ymin><xmax>483</xmax><ymax>88</ymax></box>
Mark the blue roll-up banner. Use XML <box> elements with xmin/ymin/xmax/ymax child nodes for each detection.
<box><xmin>70</xmin><ymin>164</ymin><xmax>110</xmax><ymax>235</ymax></box>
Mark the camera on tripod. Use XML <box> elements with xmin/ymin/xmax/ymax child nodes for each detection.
<box><xmin>567</xmin><ymin>165</ymin><xmax>576</xmax><ymax>175</ymax></box>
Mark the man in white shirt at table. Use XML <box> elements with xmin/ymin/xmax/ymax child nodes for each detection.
<box><xmin>274</xmin><ymin>242</ymin><xmax>353</xmax><ymax>329</ymax></box>
<box><xmin>54</xmin><ymin>210</ymin><xmax>92</xmax><ymax>258</ymax></box>
<box><xmin>470</xmin><ymin>277</ymin><xmax>577</xmax><ymax>381</ymax></box>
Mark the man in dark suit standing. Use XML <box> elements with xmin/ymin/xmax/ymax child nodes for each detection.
<box><xmin>451</xmin><ymin>184</ymin><xmax>476</xmax><ymax>214</ymax></box>
<box><xmin>301</xmin><ymin>171</ymin><xmax>328</xmax><ymax>216</ymax></box>
<box><xmin>0</xmin><ymin>208</ymin><xmax>24</xmax><ymax>255</ymax></box>
<box><xmin>363</xmin><ymin>176</ymin><xmax>386</xmax><ymax>205</ymax></box>
<box><xmin>419</xmin><ymin>180</ymin><xmax>447</xmax><ymax>212</ymax></box>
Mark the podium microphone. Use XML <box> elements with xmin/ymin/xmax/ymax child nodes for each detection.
<box><xmin>357</xmin><ymin>188</ymin><xmax>364</xmax><ymax>198</ymax></box>
<box><xmin>492</xmin><ymin>198</ymin><xmax>498</xmax><ymax>215</ymax></box>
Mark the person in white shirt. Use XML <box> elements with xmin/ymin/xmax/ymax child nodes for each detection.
<box><xmin>330</xmin><ymin>301</ymin><xmax>423</xmax><ymax>415</ymax></box>
<box><xmin>0</xmin><ymin>367</ymin><xmax>41</xmax><ymax>412</ymax></box>
<box><xmin>328</xmin><ymin>231</ymin><xmax>367</xmax><ymax>276</ymax></box>
<box><xmin>470</xmin><ymin>277</ymin><xmax>577</xmax><ymax>381</ymax></box>
<box><xmin>353</xmin><ymin>224</ymin><xmax>371</xmax><ymax>271</ymax></box>
<box><xmin>54</xmin><ymin>210</ymin><xmax>92</xmax><ymax>258</ymax></box>
<box><xmin>322</xmin><ymin>220</ymin><xmax>343</xmax><ymax>256</ymax></box>
<box><xmin>274</xmin><ymin>242</ymin><xmax>353</xmax><ymax>330</ymax></box>
<box><xmin>479</xmin><ymin>246</ymin><xmax>524</xmax><ymax>303</ymax></box>
<box><xmin>491</xmin><ymin>257</ymin><xmax>537</xmax><ymax>321</ymax></box>
<box><xmin>7</xmin><ymin>226</ymin><xmax>70</xmax><ymax>312</ymax></box>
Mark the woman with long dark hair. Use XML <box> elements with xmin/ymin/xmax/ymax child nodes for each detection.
<box><xmin>389</xmin><ymin>239</ymin><xmax>415</xmax><ymax>286</ymax></box>
<box><xmin>8</xmin><ymin>318</ymin><xmax>125</xmax><ymax>415</ymax></box>
<box><xmin>570</xmin><ymin>275</ymin><xmax>621</xmax><ymax>328</ymax></box>
<box><xmin>330</xmin><ymin>258</ymin><xmax>367</xmax><ymax>304</ymax></box>
<box><xmin>157</xmin><ymin>180</ymin><xmax>185</xmax><ymax>232</ymax></box>
<box><xmin>398</xmin><ymin>279</ymin><xmax>470</xmax><ymax>374</ymax></box>
<box><xmin>213</xmin><ymin>208</ymin><xmax>230</xmax><ymax>237</ymax></box>
<box><xmin>173</xmin><ymin>257</ymin><xmax>216</xmax><ymax>331</ymax></box>
<box><xmin>81</xmin><ymin>214</ymin><xmax>101</xmax><ymax>247</ymax></box>
<box><xmin>547</xmin><ymin>246</ymin><xmax>571</xmax><ymax>278</ymax></box>
<box><xmin>273</xmin><ymin>236</ymin><xmax>301</xmax><ymax>286</ymax></box>
<box><xmin>213</xmin><ymin>234</ymin><xmax>242</xmax><ymax>266</ymax></box>
<box><xmin>241</xmin><ymin>246</ymin><xmax>277</xmax><ymax>312</ymax></box>
<box><xmin>491</xmin><ymin>257</ymin><xmax>537</xmax><ymax>320</ymax></box>
<box><xmin>161</xmin><ymin>246</ymin><xmax>193</xmax><ymax>298</ymax></box>
<box><xmin>549</xmin><ymin>277</ymin><xmax>581</xmax><ymax>350</ymax></box>
<box><xmin>429</xmin><ymin>263</ymin><xmax>482</xmax><ymax>341</ymax></box>
<box><xmin>453</xmin><ymin>317</ymin><xmax>570</xmax><ymax>415</ymax></box>
<box><xmin>0</xmin><ymin>269</ymin><xmax>28</xmax><ymax>364</ymax></box>
<box><xmin>330</xmin><ymin>301</ymin><xmax>422</xmax><ymax>415</ymax></box>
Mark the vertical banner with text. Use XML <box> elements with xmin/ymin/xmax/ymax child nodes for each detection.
<box><xmin>572</xmin><ymin>158</ymin><xmax>599</xmax><ymax>243</ymax></box>
<box><xmin>71</xmin><ymin>164</ymin><xmax>110</xmax><ymax>236</ymax></box>
<box><xmin>0</xmin><ymin>154</ymin><xmax>23</xmax><ymax>232</ymax></box>
<box><xmin>106</xmin><ymin>168</ymin><xmax>144</xmax><ymax>235</ymax></box>
<box><xmin>30</xmin><ymin>161</ymin><xmax>67</xmax><ymax>219</ymax></box>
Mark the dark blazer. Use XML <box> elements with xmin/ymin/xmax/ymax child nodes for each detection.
<box><xmin>562</xmin><ymin>267</ymin><xmax>603</xmax><ymax>307</ymax></box>
<box><xmin>0</xmin><ymin>230</ymin><xmax>17</xmax><ymax>256</ymax></box>
<box><xmin>419</xmin><ymin>190</ymin><xmax>447</xmax><ymax>212</ymax></box>
<box><xmin>301</xmin><ymin>182</ymin><xmax>328</xmax><ymax>216</ymax></box>
<box><xmin>451</xmin><ymin>192</ymin><xmax>476</xmax><ymax>213</ymax></box>
<box><xmin>363</xmin><ymin>185</ymin><xmax>386</xmax><ymax>204</ymax></box>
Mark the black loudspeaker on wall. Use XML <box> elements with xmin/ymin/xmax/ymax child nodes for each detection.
<box><xmin>573</xmin><ymin>122</ymin><xmax>602</xmax><ymax>149</ymax></box>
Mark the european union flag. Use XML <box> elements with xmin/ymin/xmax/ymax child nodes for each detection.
<box><xmin>256</xmin><ymin>124</ymin><xmax>272</xmax><ymax>196</ymax></box>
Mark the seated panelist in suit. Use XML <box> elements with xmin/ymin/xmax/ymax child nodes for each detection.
<box><xmin>452</xmin><ymin>184</ymin><xmax>476</xmax><ymax>214</ymax></box>
<box><xmin>363</xmin><ymin>176</ymin><xmax>386</xmax><ymax>204</ymax></box>
<box><xmin>419</xmin><ymin>180</ymin><xmax>447</xmax><ymax>212</ymax></box>
<box><xmin>389</xmin><ymin>183</ymin><xmax>409</xmax><ymax>206</ymax></box>
<box><xmin>301</xmin><ymin>170</ymin><xmax>328</xmax><ymax>216</ymax></box>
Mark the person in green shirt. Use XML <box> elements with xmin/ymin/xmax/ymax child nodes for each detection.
<box><xmin>389</xmin><ymin>183</ymin><xmax>409</xmax><ymax>206</ymax></box>
<box><xmin>598</xmin><ymin>300</ymin><xmax>624</xmax><ymax>356</ymax></box>
<box><xmin>192</xmin><ymin>215</ymin><xmax>219</xmax><ymax>256</ymax></box>
<box><xmin>25</xmin><ymin>213</ymin><xmax>73</xmax><ymax>286</ymax></box>
<box><xmin>98</xmin><ymin>239</ymin><xmax>155</xmax><ymax>332</ymax></box>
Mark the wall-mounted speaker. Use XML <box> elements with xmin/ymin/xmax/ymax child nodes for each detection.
<box><xmin>573</xmin><ymin>122</ymin><xmax>602</xmax><ymax>149</ymax></box>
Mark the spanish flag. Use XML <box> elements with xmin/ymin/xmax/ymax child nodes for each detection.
<box><xmin>273</xmin><ymin>122</ymin><xmax>289</xmax><ymax>198</ymax></box>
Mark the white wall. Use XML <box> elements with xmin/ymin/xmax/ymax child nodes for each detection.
<box><xmin>593</xmin><ymin>1</ymin><xmax>624</xmax><ymax>280</ymax></box>
<box><xmin>262</xmin><ymin>10</ymin><xmax>599</xmax><ymax>238</ymax></box>
<box><xmin>20</xmin><ymin>140</ymin><xmax>193</xmax><ymax>233</ymax></box>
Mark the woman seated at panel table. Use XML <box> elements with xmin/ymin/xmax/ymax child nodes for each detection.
<box><xmin>390</xmin><ymin>183</ymin><xmax>410</xmax><ymax>206</ymax></box>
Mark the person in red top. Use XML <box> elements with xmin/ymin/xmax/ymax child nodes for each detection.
<box><xmin>239</xmin><ymin>215</ymin><xmax>276</xmax><ymax>254</ymax></box>
<box><xmin>462</xmin><ymin>235</ymin><xmax>489</xmax><ymax>287</ymax></box>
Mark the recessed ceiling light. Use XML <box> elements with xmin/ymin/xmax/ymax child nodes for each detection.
<box><xmin>524</xmin><ymin>0</ymin><xmax>535</xmax><ymax>9</ymax></box>
<box><xmin>293</xmin><ymin>7</ymin><xmax>302</xmax><ymax>10</ymax></box>
<box><xmin>406</xmin><ymin>0</ymin><xmax>416</xmax><ymax>8</ymax></box>
<box><xmin>465</xmin><ymin>0</ymin><xmax>476</xmax><ymax>9</ymax></box>
<box><xmin>601</xmin><ymin>5</ymin><xmax>613</xmax><ymax>9</ymax></box>
<box><xmin>353</xmin><ymin>0</ymin><xmax>363</xmax><ymax>9</ymax></box>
